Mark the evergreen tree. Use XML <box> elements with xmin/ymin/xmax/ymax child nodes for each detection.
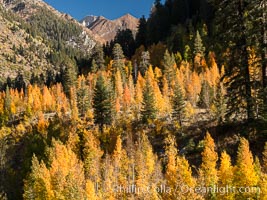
<box><xmin>213</xmin><ymin>81</ymin><xmax>227</xmax><ymax>123</ymax></box>
<box><xmin>93</xmin><ymin>74</ymin><xmax>113</xmax><ymax>129</ymax></box>
<box><xmin>77</xmin><ymin>76</ymin><xmax>90</xmax><ymax>117</ymax></box>
<box><xmin>172</xmin><ymin>82</ymin><xmax>185</xmax><ymax>126</ymax></box>
<box><xmin>4</xmin><ymin>86</ymin><xmax>11</xmax><ymax>116</ymax></box>
<box><xmin>61</xmin><ymin>58</ymin><xmax>77</xmax><ymax>97</ymax></box>
<box><xmin>114</xmin><ymin>29</ymin><xmax>136</xmax><ymax>58</ymax></box>
<box><xmin>91</xmin><ymin>44</ymin><xmax>105</xmax><ymax>71</ymax></box>
<box><xmin>112</xmin><ymin>43</ymin><xmax>125</xmax><ymax>74</ymax></box>
<box><xmin>91</xmin><ymin>59</ymin><xmax>98</xmax><ymax>73</ymax></box>
<box><xmin>163</xmin><ymin>50</ymin><xmax>176</xmax><ymax>84</ymax></box>
<box><xmin>198</xmin><ymin>80</ymin><xmax>213</xmax><ymax>108</ymax></box>
<box><xmin>135</xmin><ymin>15</ymin><xmax>147</xmax><ymax>48</ymax></box>
<box><xmin>211</xmin><ymin>0</ymin><xmax>254</xmax><ymax>120</ymax></box>
<box><xmin>141</xmin><ymin>77</ymin><xmax>157</xmax><ymax>123</ymax></box>
<box><xmin>193</xmin><ymin>30</ymin><xmax>205</xmax><ymax>57</ymax></box>
<box><xmin>139</xmin><ymin>51</ymin><xmax>150</xmax><ymax>76</ymax></box>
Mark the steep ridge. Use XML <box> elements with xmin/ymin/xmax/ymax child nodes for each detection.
<box><xmin>0</xmin><ymin>4</ymin><xmax>54</xmax><ymax>82</ymax></box>
<box><xmin>81</xmin><ymin>13</ymin><xmax>139</xmax><ymax>42</ymax></box>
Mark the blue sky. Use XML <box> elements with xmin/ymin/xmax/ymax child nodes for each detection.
<box><xmin>43</xmin><ymin>0</ymin><xmax>157</xmax><ymax>20</ymax></box>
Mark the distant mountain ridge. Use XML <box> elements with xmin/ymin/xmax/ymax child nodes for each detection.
<box><xmin>81</xmin><ymin>13</ymin><xmax>139</xmax><ymax>42</ymax></box>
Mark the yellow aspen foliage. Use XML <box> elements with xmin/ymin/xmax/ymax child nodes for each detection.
<box><xmin>135</xmin><ymin>78</ymin><xmax>143</xmax><ymax>105</ymax></box>
<box><xmin>32</xmin><ymin>85</ymin><xmax>42</xmax><ymax>113</ymax></box>
<box><xmin>199</xmin><ymin>132</ymin><xmax>218</xmax><ymax>188</ymax></box>
<box><xmin>154</xmin><ymin>67</ymin><xmax>162</xmax><ymax>82</ymax></box>
<box><xmin>153</xmin><ymin>80</ymin><xmax>166</xmax><ymax>114</ymax></box>
<box><xmin>54</xmin><ymin>83</ymin><xmax>69</xmax><ymax>116</ymax></box>
<box><xmin>0</xmin><ymin>93</ymin><xmax>4</xmax><ymax>115</ymax></box>
<box><xmin>37</xmin><ymin>112</ymin><xmax>49</xmax><ymax>137</ymax></box>
<box><xmin>263</xmin><ymin>142</ymin><xmax>267</xmax><ymax>173</ymax></box>
<box><xmin>10</xmin><ymin>101</ymin><xmax>16</xmax><ymax>115</ymax></box>
<box><xmin>184</xmin><ymin>102</ymin><xmax>195</xmax><ymax>120</ymax></box>
<box><xmin>190</xmin><ymin>71</ymin><xmax>201</xmax><ymax>105</ymax></box>
<box><xmin>15</xmin><ymin>123</ymin><xmax>26</xmax><ymax>135</ymax></box>
<box><xmin>24</xmin><ymin>155</ymin><xmax>54</xmax><ymax>200</ymax></box>
<box><xmin>218</xmin><ymin>151</ymin><xmax>234</xmax><ymax>200</ymax></box>
<box><xmin>135</xmin><ymin>132</ymin><xmax>158</xmax><ymax>199</ymax></box>
<box><xmin>112</xmin><ymin>135</ymin><xmax>128</xmax><ymax>188</ymax></box>
<box><xmin>259</xmin><ymin>174</ymin><xmax>267</xmax><ymax>200</ymax></box>
<box><xmin>101</xmin><ymin>155</ymin><xmax>116</xmax><ymax>200</ymax></box>
<box><xmin>220</xmin><ymin>65</ymin><xmax>225</xmax><ymax>78</ymax></box>
<box><xmin>248</xmin><ymin>48</ymin><xmax>261</xmax><ymax>82</ymax></box>
<box><xmin>234</xmin><ymin>138</ymin><xmax>258</xmax><ymax>199</ymax></box>
<box><xmin>218</xmin><ymin>151</ymin><xmax>233</xmax><ymax>186</ymax></box>
<box><xmin>134</xmin><ymin>74</ymin><xmax>143</xmax><ymax>119</ymax></box>
<box><xmin>83</xmin><ymin>129</ymin><xmax>103</xmax><ymax>183</ymax></box>
<box><xmin>146</xmin><ymin>65</ymin><xmax>155</xmax><ymax>82</ymax></box>
<box><xmin>162</xmin><ymin>75</ymin><xmax>169</xmax><ymax>97</ymax></box>
<box><xmin>69</xmin><ymin>87</ymin><xmax>79</xmax><ymax>122</ymax></box>
<box><xmin>77</xmin><ymin>74</ymin><xmax>86</xmax><ymax>89</ymax></box>
<box><xmin>115</xmin><ymin>70</ymin><xmax>123</xmax><ymax>100</ymax></box>
<box><xmin>115</xmin><ymin>97</ymin><xmax>120</xmax><ymax>113</ymax></box>
<box><xmin>175</xmin><ymin>69</ymin><xmax>185</xmax><ymax>96</ymax></box>
<box><xmin>122</xmin><ymin>84</ymin><xmax>131</xmax><ymax>111</ymax></box>
<box><xmin>127</xmin><ymin>75</ymin><xmax>135</xmax><ymax>104</ymax></box>
<box><xmin>85</xmin><ymin>180</ymin><xmax>97</xmax><ymax>200</ymax></box>
<box><xmin>48</xmin><ymin>140</ymin><xmax>86</xmax><ymax>199</ymax></box>
<box><xmin>164</xmin><ymin>135</ymin><xmax>200</xmax><ymax>200</ymax></box>
<box><xmin>42</xmin><ymin>86</ymin><xmax>54</xmax><ymax>112</ymax></box>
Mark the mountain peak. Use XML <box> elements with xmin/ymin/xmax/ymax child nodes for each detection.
<box><xmin>82</xmin><ymin>13</ymin><xmax>139</xmax><ymax>42</ymax></box>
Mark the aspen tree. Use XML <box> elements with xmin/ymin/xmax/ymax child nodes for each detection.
<box><xmin>234</xmin><ymin>138</ymin><xmax>258</xmax><ymax>199</ymax></box>
<box><xmin>218</xmin><ymin>151</ymin><xmax>234</xmax><ymax>200</ymax></box>
<box><xmin>199</xmin><ymin>132</ymin><xmax>218</xmax><ymax>199</ymax></box>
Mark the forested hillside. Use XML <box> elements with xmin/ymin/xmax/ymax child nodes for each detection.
<box><xmin>0</xmin><ymin>0</ymin><xmax>266</xmax><ymax>199</ymax></box>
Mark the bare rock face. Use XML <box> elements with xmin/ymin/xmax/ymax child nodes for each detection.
<box><xmin>81</xmin><ymin>13</ymin><xmax>139</xmax><ymax>42</ymax></box>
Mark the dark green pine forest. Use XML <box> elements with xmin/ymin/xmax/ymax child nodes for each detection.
<box><xmin>0</xmin><ymin>0</ymin><xmax>267</xmax><ymax>199</ymax></box>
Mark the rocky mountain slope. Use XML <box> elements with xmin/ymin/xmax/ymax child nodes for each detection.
<box><xmin>2</xmin><ymin>0</ymin><xmax>105</xmax><ymax>46</ymax></box>
<box><xmin>81</xmin><ymin>13</ymin><xmax>139</xmax><ymax>42</ymax></box>
<box><xmin>0</xmin><ymin>4</ymin><xmax>54</xmax><ymax>82</ymax></box>
<box><xmin>0</xmin><ymin>0</ymin><xmax>107</xmax><ymax>85</ymax></box>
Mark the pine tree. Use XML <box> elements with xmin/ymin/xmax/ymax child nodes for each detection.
<box><xmin>77</xmin><ymin>75</ymin><xmax>90</xmax><ymax>117</ymax></box>
<box><xmin>193</xmin><ymin>30</ymin><xmax>205</xmax><ymax>58</ymax></box>
<box><xmin>61</xmin><ymin>58</ymin><xmax>77</xmax><ymax>97</ymax></box>
<box><xmin>172</xmin><ymin>82</ymin><xmax>185</xmax><ymax>126</ymax></box>
<box><xmin>213</xmin><ymin>81</ymin><xmax>227</xmax><ymax>123</ymax></box>
<box><xmin>92</xmin><ymin>44</ymin><xmax>105</xmax><ymax>71</ymax></box>
<box><xmin>163</xmin><ymin>50</ymin><xmax>176</xmax><ymax>84</ymax></box>
<box><xmin>93</xmin><ymin>74</ymin><xmax>113</xmax><ymax>129</ymax></box>
<box><xmin>3</xmin><ymin>86</ymin><xmax>11</xmax><ymax>119</ymax></box>
<box><xmin>112</xmin><ymin>43</ymin><xmax>125</xmax><ymax>73</ymax></box>
<box><xmin>198</xmin><ymin>80</ymin><xmax>213</xmax><ymax>109</ymax></box>
<box><xmin>135</xmin><ymin>15</ymin><xmax>147</xmax><ymax>48</ymax></box>
<box><xmin>211</xmin><ymin>0</ymin><xmax>254</xmax><ymax>120</ymax></box>
<box><xmin>139</xmin><ymin>51</ymin><xmax>150</xmax><ymax>76</ymax></box>
<box><xmin>141</xmin><ymin>77</ymin><xmax>157</xmax><ymax>123</ymax></box>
